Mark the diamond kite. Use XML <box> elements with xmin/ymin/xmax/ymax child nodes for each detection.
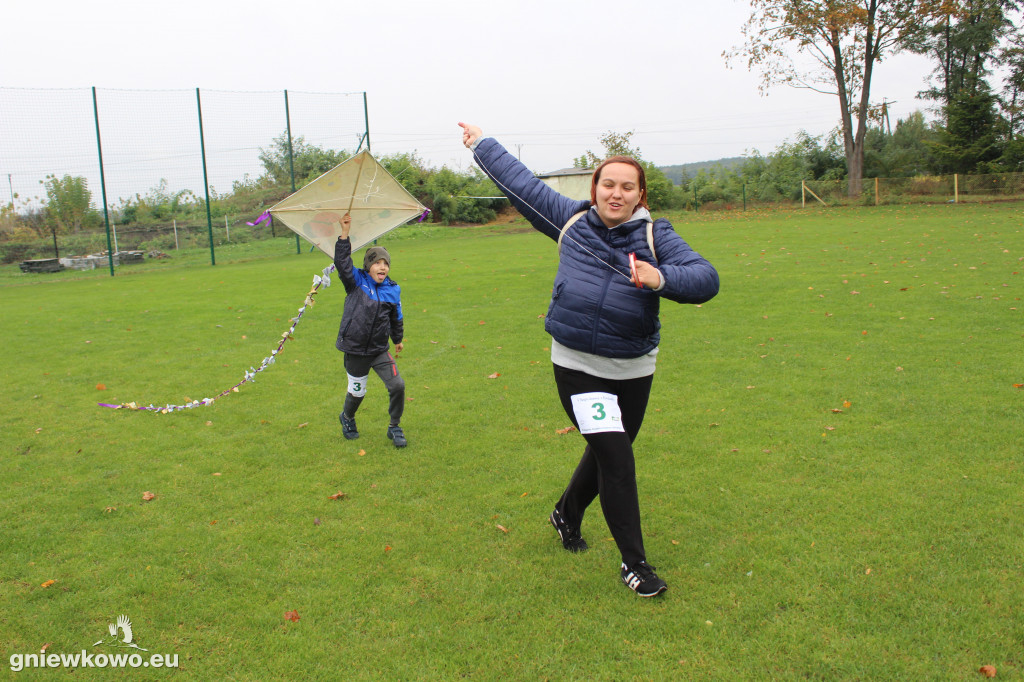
<box><xmin>269</xmin><ymin>151</ymin><xmax>428</xmax><ymax>257</ymax></box>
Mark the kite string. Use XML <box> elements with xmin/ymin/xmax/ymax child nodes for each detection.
<box><xmin>471</xmin><ymin>147</ymin><xmax>632</xmax><ymax>283</ymax></box>
<box><xmin>97</xmin><ymin>264</ymin><xmax>338</xmax><ymax>413</ymax></box>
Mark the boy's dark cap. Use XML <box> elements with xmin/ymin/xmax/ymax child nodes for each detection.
<box><xmin>363</xmin><ymin>246</ymin><xmax>391</xmax><ymax>270</ymax></box>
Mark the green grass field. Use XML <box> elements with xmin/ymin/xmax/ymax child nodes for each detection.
<box><xmin>2</xmin><ymin>203</ymin><xmax>1022</xmax><ymax>680</ymax></box>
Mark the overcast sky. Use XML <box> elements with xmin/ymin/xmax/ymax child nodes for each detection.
<box><xmin>3</xmin><ymin>0</ymin><xmax>941</xmax><ymax>181</ymax></box>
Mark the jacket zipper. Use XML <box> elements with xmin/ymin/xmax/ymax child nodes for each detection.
<box><xmin>363</xmin><ymin>288</ymin><xmax>382</xmax><ymax>355</ymax></box>
<box><xmin>590</xmin><ymin>267</ymin><xmax>613</xmax><ymax>353</ymax></box>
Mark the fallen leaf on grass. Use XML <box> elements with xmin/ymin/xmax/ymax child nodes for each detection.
<box><xmin>1014</xmin><ymin>384</ymin><xmax>1023</xmax><ymax>389</ymax></box>
<box><xmin>96</xmin><ymin>383</ymin><xmax>106</xmax><ymax>390</ymax></box>
<box><xmin>297</xmin><ymin>422</ymin><xmax>309</xmax><ymax>429</ymax></box>
<box><xmin>142</xmin><ymin>491</ymin><xmax>156</xmax><ymax>501</ymax></box>
<box><xmin>40</xmin><ymin>642</ymin><xmax>51</xmax><ymax>652</ymax></box>
<box><xmin>41</xmin><ymin>580</ymin><xmax>56</xmax><ymax>588</ymax></box>
<box><xmin>213</xmin><ymin>472</ymin><xmax>222</xmax><ymax>476</ymax></box>
<box><xmin>104</xmin><ymin>506</ymin><xmax>116</xmax><ymax>513</ymax></box>
<box><xmin>358</xmin><ymin>449</ymin><xmax>366</xmax><ymax>456</ymax></box>
<box><xmin>328</xmin><ymin>491</ymin><xmax>347</xmax><ymax>500</ymax></box>
<box><xmin>979</xmin><ymin>665</ymin><xmax>997</xmax><ymax>678</ymax></box>
<box><xmin>556</xmin><ymin>426</ymin><xmax>577</xmax><ymax>435</ymax></box>
<box><xmin>487</xmin><ymin>372</ymin><xmax>501</xmax><ymax>379</ymax></box>
<box><xmin>384</xmin><ymin>545</ymin><xmax>392</xmax><ymax>552</ymax></box>
<box><xmin>313</xmin><ymin>517</ymin><xmax>321</xmax><ymax>526</ymax></box>
<box><xmin>284</xmin><ymin>610</ymin><xmax>300</xmax><ymax>623</ymax></box>
<box><xmin>843</xmin><ymin>400</ymin><xmax>852</xmax><ymax>408</ymax></box>
<box><xmin>496</xmin><ymin>524</ymin><xmax>509</xmax><ymax>533</ymax></box>
<box><xmin>831</xmin><ymin>409</ymin><xmax>844</xmax><ymax>413</ymax></box>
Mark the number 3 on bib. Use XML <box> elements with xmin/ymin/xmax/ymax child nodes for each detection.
<box><xmin>570</xmin><ymin>392</ymin><xmax>625</xmax><ymax>434</ymax></box>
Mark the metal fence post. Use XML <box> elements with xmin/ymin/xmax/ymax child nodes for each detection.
<box><xmin>363</xmin><ymin>92</ymin><xmax>371</xmax><ymax>153</ymax></box>
<box><xmin>196</xmin><ymin>88</ymin><xmax>216</xmax><ymax>266</ymax></box>
<box><xmin>92</xmin><ymin>87</ymin><xmax>115</xmax><ymax>277</ymax></box>
<box><xmin>285</xmin><ymin>90</ymin><xmax>300</xmax><ymax>254</ymax></box>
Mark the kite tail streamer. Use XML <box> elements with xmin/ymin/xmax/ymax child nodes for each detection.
<box><xmin>247</xmin><ymin>210</ymin><xmax>272</xmax><ymax>227</ymax></box>
<box><xmin>98</xmin><ymin>264</ymin><xmax>338</xmax><ymax>414</ymax></box>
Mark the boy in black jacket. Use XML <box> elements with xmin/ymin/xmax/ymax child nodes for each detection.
<box><xmin>331</xmin><ymin>212</ymin><xmax>407</xmax><ymax>448</ymax></box>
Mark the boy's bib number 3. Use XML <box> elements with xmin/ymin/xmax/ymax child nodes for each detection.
<box><xmin>570</xmin><ymin>392</ymin><xmax>624</xmax><ymax>434</ymax></box>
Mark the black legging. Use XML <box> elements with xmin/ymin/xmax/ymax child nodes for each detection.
<box><xmin>552</xmin><ymin>364</ymin><xmax>654</xmax><ymax>567</ymax></box>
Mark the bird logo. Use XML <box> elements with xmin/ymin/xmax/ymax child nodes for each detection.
<box><xmin>92</xmin><ymin>614</ymin><xmax>148</xmax><ymax>651</ymax></box>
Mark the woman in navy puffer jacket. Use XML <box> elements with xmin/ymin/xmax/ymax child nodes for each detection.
<box><xmin>460</xmin><ymin>123</ymin><xmax>719</xmax><ymax>597</ymax></box>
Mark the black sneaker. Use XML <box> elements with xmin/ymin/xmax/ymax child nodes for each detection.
<box><xmin>620</xmin><ymin>561</ymin><xmax>667</xmax><ymax>597</ymax></box>
<box><xmin>339</xmin><ymin>413</ymin><xmax>359</xmax><ymax>440</ymax></box>
<box><xmin>387</xmin><ymin>425</ymin><xmax>407</xmax><ymax>448</ymax></box>
<box><xmin>549</xmin><ymin>508</ymin><xmax>588</xmax><ymax>552</ymax></box>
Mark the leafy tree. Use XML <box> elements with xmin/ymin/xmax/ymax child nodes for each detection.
<box><xmin>42</xmin><ymin>174</ymin><xmax>92</xmax><ymax>233</ymax></box>
<box><xmin>864</xmin><ymin>110</ymin><xmax>938</xmax><ymax>175</ymax></box>
<box><xmin>740</xmin><ymin>131</ymin><xmax>846</xmax><ymax>201</ymax></box>
<box><xmin>914</xmin><ymin>0</ymin><xmax>1020</xmax><ymax>106</ymax></box>
<box><xmin>258</xmin><ymin>132</ymin><xmax>351</xmax><ymax>187</ymax></box>
<box><xmin>726</xmin><ymin>0</ymin><xmax>951</xmax><ymax>197</ymax></box>
<box><xmin>379</xmin><ymin>152</ymin><xmax>432</xmax><ymax>198</ymax></box>
<box><xmin>928</xmin><ymin>86</ymin><xmax>1004</xmax><ymax>171</ymax></box>
<box><xmin>1000</xmin><ymin>29</ymin><xmax>1024</xmax><ymax>139</ymax></box>
<box><xmin>571</xmin><ymin>130</ymin><xmax>676</xmax><ymax>210</ymax></box>
<box><xmin>424</xmin><ymin>167</ymin><xmax>498</xmax><ymax>225</ymax></box>
<box><xmin>573</xmin><ymin>131</ymin><xmax>643</xmax><ymax>168</ymax></box>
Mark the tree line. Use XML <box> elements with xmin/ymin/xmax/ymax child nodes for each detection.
<box><xmin>2</xmin><ymin>0</ymin><xmax>1021</xmax><ymax>251</ymax></box>
<box><xmin>726</xmin><ymin>0</ymin><xmax>1023</xmax><ymax>197</ymax></box>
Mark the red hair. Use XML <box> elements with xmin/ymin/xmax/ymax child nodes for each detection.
<box><xmin>590</xmin><ymin>156</ymin><xmax>648</xmax><ymax>209</ymax></box>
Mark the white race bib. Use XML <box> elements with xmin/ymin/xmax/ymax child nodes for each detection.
<box><xmin>570</xmin><ymin>392</ymin><xmax>625</xmax><ymax>434</ymax></box>
<box><xmin>347</xmin><ymin>374</ymin><xmax>369</xmax><ymax>397</ymax></box>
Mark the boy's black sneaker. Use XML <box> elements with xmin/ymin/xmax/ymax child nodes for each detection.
<box><xmin>387</xmin><ymin>425</ymin><xmax>407</xmax><ymax>448</ymax></box>
<box><xmin>620</xmin><ymin>561</ymin><xmax>667</xmax><ymax>597</ymax></box>
<box><xmin>549</xmin><ymin>508</ymin><xmax>588</xmax><ymax>552</ymax></box>
<box><xmin>339</xmin><ymin>413</ymin><xmax>359</xmax><ymax>440</ymax></box>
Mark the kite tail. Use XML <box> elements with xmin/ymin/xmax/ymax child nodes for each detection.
<box><xmin>98</xmin><ymin>263</ymin><xmax>338</xmax><ymax>414</ymax></box>
<box><xmin>246</xmin><ymin>210</ymin><xmax>272</xmax><ymax>227</ymax></box>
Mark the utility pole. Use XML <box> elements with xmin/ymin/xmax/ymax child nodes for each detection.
<box><xmin>881</xmin><ymin>98</ymin><xmax>895</xmax><ymax>135</ymax></box>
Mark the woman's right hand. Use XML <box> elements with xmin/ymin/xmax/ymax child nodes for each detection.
<box><xmin>458</xmin><ymin>122</ymin><xmax>482</xmax><ymax>149</ymax></box>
